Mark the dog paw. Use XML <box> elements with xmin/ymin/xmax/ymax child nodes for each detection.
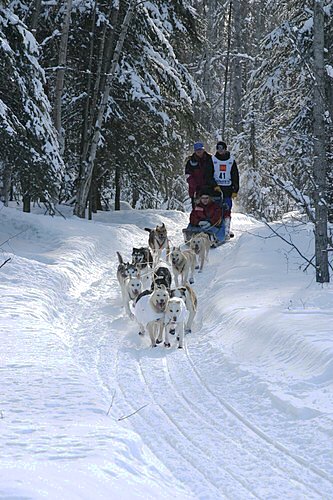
<box><xmin>169</xmin><ymin>329</ymin><xmax>175</xmax><ymax>335</ymax></box>
<box><xmin>164</xmin><ymin>342</ymin><xmax>171</xmax><ymax>348</ymax></box>
<box><xmin>178</xmin><ymin>345</ymin><xmax>183</xmax><ymax>349</ymax></box>
<box><xmin>189</xmin><ymin>278</ymin><xmax>194</xmax><ymax>284</ymax></box>
<box><xmin>156</xmin><ymin>339</ymin><xmax>163</xmax><ymax>344</ymax></box>
<box><xmin>195</xmin><ymin>265</ymin><xmax>199</xmax><ymax>270</ymax></box>
<box><xmin>185</xmin><ymin>329</ymin><xmax>191</xmax><ymax>335</ymax></box>
<box><xmin>138</xmin><ymin>331</ymin><xmax>144</xmax><ymax>336</ymax></box>
<box><xmin>176</xmin><ymin>336</ymin><xmax>180</xmax><ymax>341</ymax></box>
<box><xmin>198</xmin><ymin>270</ymin><xmax>202</xmax><ymax>273</ymax></box>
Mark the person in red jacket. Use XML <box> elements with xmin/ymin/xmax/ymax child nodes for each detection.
<box><xmin>184</xmin><ymin>187</ymin><xmax>225</xmax><ymax>246</ymax></box>
<box><xmin>185</xmin><ymin>142</ymin><xmax>215</xmax><ymax>208</ymax></box>
<box><xmin>190</xmin><ymin>191</ymin><xmax>222</xmax><ymax>227</ymax></box>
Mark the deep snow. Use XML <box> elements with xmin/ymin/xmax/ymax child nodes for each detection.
<box><xmin>0</xmin><ymin>201</ymin><xmax>332</xmax><ymax>499</ymax></box>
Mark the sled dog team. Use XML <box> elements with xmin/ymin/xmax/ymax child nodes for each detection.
<box><xmin>116</xmin><ymin>223</ymin><xmax>212</xmax><ymax>349</ymax></box>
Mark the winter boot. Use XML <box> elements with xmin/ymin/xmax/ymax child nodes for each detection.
<box><xmin>208</xmin><ymin>233</ymin><xmax>218</xmax><ymax>248</ymax></box>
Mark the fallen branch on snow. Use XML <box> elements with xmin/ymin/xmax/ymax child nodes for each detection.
<box><xmin>0</xmin><ymin>257</ymin><xmax>11</xmax><ymax>269</ymax></box>
<box><xmin>117</xmin><ymin>403</ymin><xmax>149</xmax><ymax>421</ymax></box>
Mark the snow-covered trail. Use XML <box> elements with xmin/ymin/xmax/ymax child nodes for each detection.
<box><xmin>1</xmin><ymin>205</ymin><xmax>332</xmax><ymax>499</ymax></box>
<box><xmin>61</xmin><ymin>211</ymin><xmax>333</xmax><ymax>499</ymax></box>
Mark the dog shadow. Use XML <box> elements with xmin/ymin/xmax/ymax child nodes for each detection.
<box><xmin>121</xmin><ymin>329</ymin><xmax>185</xmax><ymax>356</ymax></box>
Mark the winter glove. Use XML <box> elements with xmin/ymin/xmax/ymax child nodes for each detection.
<box><xmin>231</xmin><ymin>192</ymin><xmax>238</xmax><ymax>199</ymax></box>
<box><xmin>214</xmin><ymin>186</ymin><xmax>222</xmax><ymax>193</ymax></box>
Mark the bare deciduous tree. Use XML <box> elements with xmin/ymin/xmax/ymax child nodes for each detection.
<box><xmin>313</xmin><ymin>0</ymin><xmax>329</xmax><ymax>283</ymax></box>
<box><xmin>54</xmin><ymin>0</ymin><xmax>73</xmax><ymax>155</ymax></box>
<box><xmin>74</xmin><ymin>0</ymin><xmax>136</xmax><ymax>218</ymax></box>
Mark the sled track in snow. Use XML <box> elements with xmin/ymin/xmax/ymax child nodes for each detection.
<box><xmin>183</xmin><ymin>340</ymin><xmax>333</xmax><ymax>490</ymax></box>
<box><xmin>163</xmin><ymin>351</ymin><xmax>330</xmax><ymax>498</ymax></box>
<box><xmin>136</xmin><ymin>355</ymin><xmax>261</xmax><ymax>499</ymax></box>
<box><xmin>113</xmin><ymin>350</ymin><xmax>231</xmax><ymax>500</ymax></box>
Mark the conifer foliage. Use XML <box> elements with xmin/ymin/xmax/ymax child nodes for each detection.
<box><xmin>0</xmin><ymin>5</ymin><xmax>63</xmax><ymax>211</ymax></box>
<box><xmin>0</xmin><ymin>0</ymin><xmax>332</xmax><ymax>281</ymax></box>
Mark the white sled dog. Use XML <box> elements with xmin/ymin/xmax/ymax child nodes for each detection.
<box><xmin>123</xmin><ymin>276</ymin><xmax>142</xmax><ymax>319</ymax></box>
<box><xmin>145</xmin><ymin>223</ymin><xmax>170</xmax><ymax>264</ymax></box>
<box><xmin>164</xmin><ymin>297</ymin><xmax>188</xmax><ymax>349</ymax></box>
<box><xmin>189</xmin><ymin>232</ymin><xmax>210</xmax><ymax>272</ymax></box>
<box><xmin>133</xmin><ymin>285</ymin><xmax>169</xmax><ymax>347</ymax></box>
<box><xmin>170</xmin><ymin>284</ymin><xmax>197</xmax><ymax>334</ymax></box>
<box><xmin>170</xmin><ymin>246</ymin><xmax>196</xmax><ymax>287</ymax></box>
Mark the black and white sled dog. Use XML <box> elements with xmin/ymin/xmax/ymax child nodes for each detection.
<box><xmin>132</xmin><ymin>285</ymin><xmax>169</xmax><ymax>347</ymax></box>
<box><xmin>170</xmin><ymin>284</ymin><xmax>197</xmax><ymax>334</ymax></box>
<box><xmin>151</xmin><ymin>264</ymin><xmax>172</xmax><ymax>292</ymax></box>
<box><xmin>164</xmin><ymin>297</ymin><xmax>188</xmax><ymax>349</ymax></box>
<box><xmin>132</xmin><ymin>247</ymin><xmax>154</xmax><ymax>288</ymax></box>
<box><xmin>145</xmin><ymin>223</ymin><xmax>170</xmax><ymax>264</ymax></box>
<box><xmin>116</xmin><ymin>251</ymin><xmax>142</xmax><ymax>318</ymax></box>
<box><xmin>189</xmin><ymin>232</ymin><xmax>210</xmax><ymax>272</ymax></box>
<box><xmin>116</xmin><ymin>251</ymin><xmax>138</xmax><ymax>293</ymax></box>
<box><xmin>170</xmin><ymin>246</ymin><xmax>196</xmax><ymax>287</ymax></box>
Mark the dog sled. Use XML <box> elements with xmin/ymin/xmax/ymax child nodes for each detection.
<box><xmin>182</xmin><ymin>223</ymin><xmax>226</xmax><ymax>248</ymax></box>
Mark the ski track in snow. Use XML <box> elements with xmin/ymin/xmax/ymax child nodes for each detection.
<box><xmin>63</xmin><ymin>212</ymin><xmax>333</xmax><ymax>499</ymax></box>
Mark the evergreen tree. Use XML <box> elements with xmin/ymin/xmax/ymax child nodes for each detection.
<box><xmin>0</xmin><ymin>5</ymin><xmax>63</xmax><ymax>211</ymax></box>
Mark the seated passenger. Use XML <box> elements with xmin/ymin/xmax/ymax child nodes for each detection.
<box><xmin>185</xmin><ymin>187</ymin><xmax>225</xmax><ymax>245</ymax></box>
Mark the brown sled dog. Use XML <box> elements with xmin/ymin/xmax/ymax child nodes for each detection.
<box><xmin>145</xmin><ymin>223</ymin><xmax>170</xmax><ymax>264</ymax></box>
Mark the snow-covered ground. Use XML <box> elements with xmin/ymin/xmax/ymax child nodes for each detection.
<box><xmin>0</xmin><ymin>201</ymin><xmax>333</xmax><ymax>499</ymax></box>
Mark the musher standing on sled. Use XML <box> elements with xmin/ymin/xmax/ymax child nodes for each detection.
<box><xmin>185</xmin><ymin>142</ymin><xmax>215</xmax><ymax>208</ymax></box>
<box><xmin>212</xmin><ymin>141</ymin><xmax>239</xmax><ymax>240</ymax></box>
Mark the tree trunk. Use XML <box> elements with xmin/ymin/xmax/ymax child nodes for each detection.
<box><xmin>74</xmin><ymin>0</ymin><xmax>136</xmax><ymax>218</ymax></box>
<box><xmin>79</xmin><ymin>0</ymin><xmax>97</xmax><ymax>179</ymax></box>
<box><xmin>23</xmin><ymin>194</ymin><xmax>31</xmax><ymax>213</ymax></box>
<box><xmin>221</xmin><ymin>1</ymin><xmax>232</xmax><ymax>139</ymax></box>
<box><xmin>1</xmin><ymin>163</ymin><xmax>11</xmax><ymax>206</ymax></box>
<box><xmin>115</xmin><ymin>162</ymin><xmax>120</xmax><ymax>211</ymax></box>
<box><xmin>29</xmin><ymin>0</ymin><xmax>42</xmax><ymax>34</ymax></box>
<box><xmin>313</xmin><ymin>0</ymin><xmax>329</xmax><ymax>283</ymax></box>
<box><xmin>250</xmin><ymin>112</ymin><xmax>256</xmax><ymax>171</ymax></box>
<box><xmin>53</xmin><ymin>0</ymin><xmax>72</xmax><ymax>156</ymax></box>
<box><xmin>202</xmin><ymin>0</ymin><xmax>216</xmax><ymax>132</ymax></box>
<box><xmin>231</xmin><ymin>0</ymin><xmax>242</xmax><ymax>134</ymax></box>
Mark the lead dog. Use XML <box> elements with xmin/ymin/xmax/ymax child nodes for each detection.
<box><xmin>164</xmin><ymin>297</ymin><xmax>188</xmax><ymax>349</ymax></box>
<box><xmin>170</xmin><ymin>284</ymin><xmax>197</xmax><ymax>334</ymax></box>
<box><xmin>145</xmin><ymin>223</ymin><xmax>170</xmax><ymax>264</ymax></box>
<box><xmin>116</xmin><ymin>252</ymin><xmax>139</xmax><ymax>302</ymax></box>
<box><xmin>123</xmin><ymin>276</ymin><xmax>142</xmax><ymax>319</ymax></box>
<box><xmin>170</xmin><ymin>246</ymin><xmax>196</xmax><ymax>287</ymax></box>
<box><xmin>189</xmin><ymin>232</ymin><xmax>210</xmax><ymax>272</ymax></box>
<box><xmin>132</xmin><ymin>285</ymin><xmax>169</xmax><ymax>347</ymax></box>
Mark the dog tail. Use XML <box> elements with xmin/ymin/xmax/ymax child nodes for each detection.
<box><xmin>116</xmin><ymin>251</ymin><xmax>123</xmax><ymax>264</ymax></box>
<box><xmin>144</xmin><ymin>227</ymin><xmax>152</xmax><ymax>233</ymax></box>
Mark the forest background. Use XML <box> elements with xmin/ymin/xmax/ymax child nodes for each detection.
<box><xmin>0</xmin><ymin>0</ymin><xmax>332</xmax><ymax>281</ymax></box>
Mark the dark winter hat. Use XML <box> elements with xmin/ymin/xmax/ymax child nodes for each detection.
<box><xmin>193</xmin><ymin>141</ymin><xmax>204</xmax><ymax>151</ymax></box>
<box><xmin>199</xmin><ymin>186</ymin><xmax>211</xmax><ymax>197</ymax></box>
<box><xmin>216</xmin><ymin>141</ymin><xmax>227</xmax><ymax>151</ymax></box>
